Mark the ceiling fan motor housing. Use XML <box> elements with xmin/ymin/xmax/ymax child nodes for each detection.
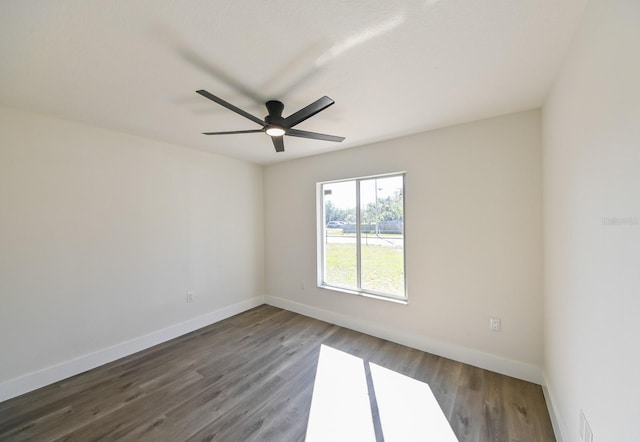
<box><xmin>265</xmin><ymin>100</ymin><xmax>285</xmax><ymax>129</ymax></box>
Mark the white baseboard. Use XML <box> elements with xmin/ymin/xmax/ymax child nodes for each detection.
<box><xmin>0</xmin><ymin>295</ymin><xmax>265</xmax><ymax>403</ymax></box>
<box><xmin>542</xmin><ymin>376</ymin><xmax>567</xmax><ymax>442</ymax></box>
<box><xmin>2</xmin><ymin>294</ymin><xmax>546</xmax><ymax>406</ymax></box>
<box><xmin>265</xmin><ymin>295</ymin><xmax>543</xmax><ymax>385</ymax></box>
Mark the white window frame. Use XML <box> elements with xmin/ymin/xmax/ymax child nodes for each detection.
<box><xmin>317</xmin><ymin>172</ymin><xmax>407</xmax><ymax>303</ymax></box>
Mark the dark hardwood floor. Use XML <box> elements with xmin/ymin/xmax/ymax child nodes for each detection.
<box><xmin>0</xmin><ymin>305</ymin><xmax>555</xmax><ymax>441</ymax></box>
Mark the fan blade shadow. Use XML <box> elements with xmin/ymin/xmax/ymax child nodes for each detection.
<box><xmin>262</xmin><ymin>13</ymin><xmax>406</xmax><ymax>99</ymax></box>
<box><xmin>183</xmin><ymin>49</ymin><xmax>266</xmax><ymax>104</ymax></box>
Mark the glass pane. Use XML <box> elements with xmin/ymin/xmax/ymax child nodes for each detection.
<box><xmin>359</xmin><ymin>176</ymin><xmax>405</xmax><ymax>296</ymax></box>
<box><xmin>323</xmin><ymin>181</ymin><xmax>357</xmax><ymax>289</ymax></box>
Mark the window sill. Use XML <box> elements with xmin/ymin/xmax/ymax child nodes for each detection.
<box><xmin>318</xmin><ymin>284</ymin><xmax>408</xmax><ymax>305</ymax></box>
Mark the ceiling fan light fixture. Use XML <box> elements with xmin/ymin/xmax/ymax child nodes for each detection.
<box><xmin>265</xmin><ymin>126</ymin><xmax>286</xmax><ymax>137</ymax></box>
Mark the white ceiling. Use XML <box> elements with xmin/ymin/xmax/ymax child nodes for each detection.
<box><xmin>0</xmin><ymin>0</ymin><xmax>587</xmax><ymax>165</ymax></box>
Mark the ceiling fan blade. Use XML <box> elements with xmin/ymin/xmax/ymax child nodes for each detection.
<box><xmin>283</xmin><ymin>96</ymin><xmax>335</xmax><ymax>128</ymax></box>
<box><xmin>196</xmin><ymin>90</ymin><xmax>265</xmax><ymax>126</ymax></box>
<box><xmin>286</xmin><ymin>128</ymin><xmax>345</xmax><ymax>142</ymax></box>
<box><xmin>202</xmin><ymin>129</ymin><xmax>263</xmax><ymax>135</ymax></box>
<box><xmin>271</xmin><ymin>136</ymin><xmax>285</xmax><ymax>152</ymax></box>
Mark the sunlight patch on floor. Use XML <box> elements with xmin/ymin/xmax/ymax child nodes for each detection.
<box><xmin>305</xmin><ymin>344</ymin><xmax>458</xmax><ymax>442</ymax></box>
<box><xmin>305</xmin><ymin>345</ymin><xmax>376</xmax><ymax>441</ymax></box>
<box><xmin>370</xmin><ymin>362</ymin><xmax>458</xmax><ymax>441</ymax></box>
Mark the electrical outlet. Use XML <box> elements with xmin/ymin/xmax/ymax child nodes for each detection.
<box><xmin>489</xmin><ymin>318</ymin><xmax>501</xmax><ymax>332</ymax></box>
<box><xmin>186</xmin><ymin>292</ymin><xmax>194</xmax><ymax>303</ymax></box>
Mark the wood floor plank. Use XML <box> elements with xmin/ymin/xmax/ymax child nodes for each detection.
<box><xmin>431</xmin><ymin>356</ymin><xmax>464</xmax><ymax>419</ymax></box>
<box><xmin>450</xmin><ymin>364</ymin><xmax>484</xmax><ymax>442</ymax></box>
<box><xmin>479</xmin><ymin>369</ymin><xmax>509</xmax><ymax>442</ymax></box>
<box><xmin>53</xmin><ymin>370</ymin><xmax>206</xmax><ymax>441</ymax></box>
<box><xmin>0</xmin><ymin>306</ymin><xmax>556</xmax><ymax>441</ymax></box>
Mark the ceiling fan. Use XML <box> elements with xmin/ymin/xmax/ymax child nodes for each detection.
<box><xmin>196</xmin><ymin>89</ymin><xmax>345</xmax><ymax>152</ymax></box>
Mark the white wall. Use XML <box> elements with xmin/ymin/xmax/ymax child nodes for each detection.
<box><xmin>264</xmin><ymin>110</ymin><xmax>543</xmax><ymax>382</ymax></box>
<box><xmin>542</xmin><ymin>0</ymin><xmax>640</xmax><ymax>440</ymax></box>
<box><xmin>0</xmin><ymin>106</ymin><xmax>264</xmax><ymax>398</ymax></box>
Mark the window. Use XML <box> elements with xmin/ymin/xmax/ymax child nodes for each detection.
<box><xmin>318</xmin><ymin>173</ymin><xmax>406</xmax><ymax>301</ymax></box>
